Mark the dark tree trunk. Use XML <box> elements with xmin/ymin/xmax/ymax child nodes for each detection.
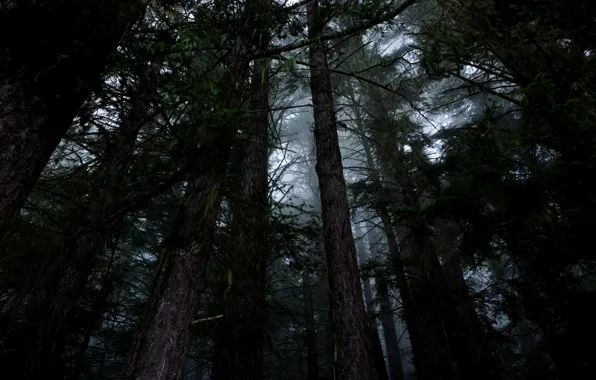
<box><xmin>355</xmin><ymin>224</ymin><xmax>390</xmax><ymax>380</ymax></box>
<box><xmin>304</xmin><ymin>127</ymin><xmax>333</xmax><ymax>380</ymax></box>
<box><xmin>349</xmin><ymin>90</ymin><xmax>434</xmax><ymax>380</ymax></box>
<box><xmin>13</xmin><ymin>90</ymin><xmax>145</xmax><ymax>380</ymax></box>
<box><xmin>435</xmin><ymin>219</ymin><xmax>499</xmax><ymax>379</ymax></box>
<box><xmin>389</xmin><ymin>149</ymin><xmax>498</xmax><ymax>380</ymax></box>
<box><xmin>0</xmin><ymin>0</ymin><xmax>144</xmax><ymax>238</ymax></box>
<box><xmin>379</xmin><ymin>215</ymin><xmax>450</xmax><ymax>380</ymax></box>
<box><xmin>376</xmin><ymin>281</ymin><xmax>404</xmax><ymax>380</ymax></box>
<box><xmin>369</xmin><ymin>324</ymin><xmax>390</xmax><ymax>380</ymax></box>
<box><xmin>212</xmin><ymin>58</ymin><xmax>270</xmax><ymax>380</ymax></box>
<box><xmin>365</xmin><ymin>109</ymin><xmax>498</xmax><ymax>380</ymax></box>
<box><xmin>193</xmin><ymin>364</ymin><xmax>203</xmax><ymax>380</ymax></box>
<box><xmin>323</xmin><ymin>285</ymin><xmax>335</xmax><ymax>379</ymax></box>
<box><xmin>123</xmin><ymin>38</ymin><xmax>250</xmax><ymax>380</ymax></box>
<box><xmin>97</xmin><ymin>344</ymin><xmax>107</xmax><ymax>380</ymax></box>
<box><xmin>364</xmin><ymin>225</ymin><xmax>405</xmax><ymax>380</ymax></box>
<box><xmin>123</xmin><ymin>139</ymin><xmax>232</xmax><ymax>380</ymax></box>
<box><xmin>307</xmin><ymin>1</ymin><xmax>375</xmax><ymax>379</ymax></box>
<box><xmin>303</xmin><ymin>271</ymin><xmax>320</xmax><ymax>380</ymax></box>
<box><xmin>395</xmin><ymin>205</ymin><xmax>498</xmax><ymax>380</ymax></box>
<box><xmin>370</xmin><ymin>130</ymin><xmax>464</xmax><ymax>380</ymax></box>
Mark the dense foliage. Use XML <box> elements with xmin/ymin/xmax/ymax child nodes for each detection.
<box><xmin>0</xmin><ymin>1</ymin><xmax>594</xmax><ymax>380</ymax></box>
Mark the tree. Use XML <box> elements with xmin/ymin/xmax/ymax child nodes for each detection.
<box><xmin>307</xmin><ymin>1</ymin><xmax>377</xmax><ymax>378</ymax></box>
<box><xmin>363</xmin><ymin>223</ymin><xmax>405</xmax><ymax>380</ymax></box>
<box><xmin>355</xmin><ymin>222</ymin><xmax>394</xmax><ymax>380</ymax></box>
<box><xmin>416</xmin><ymin>1</ymin><xmax>596</xmax><ymax>377</ymax></box>
<box><xmin>122</xmin><ymin>45</ymin><xmax>251</xmax><ymax>378</ymax></box>
<box><xmin>0</xmin><ymin>0</ymin><xmax>144</xmax><ymax>238</ymax></box>
<box><xmin>1</xmin><ymin>1</ymin><xmax>595</xmax><ymax>380</ymax></box>
<box><xmin>212</xmin><ymin>56</ymin><xmax>271</xmax><ymax>380</ymax></box>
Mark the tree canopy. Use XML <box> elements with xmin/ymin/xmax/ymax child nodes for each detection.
<box><xmin>0</xmin><ymin>1</ymin><xmax>595</xmax><ymax>379</ymax></box>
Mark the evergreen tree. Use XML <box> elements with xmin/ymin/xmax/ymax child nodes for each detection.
<box><xmin>1</xmin><ymin>1</ymin><xmax>595</xmax><ymax>380</ymax></box>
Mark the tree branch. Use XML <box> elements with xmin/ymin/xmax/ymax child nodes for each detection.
<box><xmin>191</xmin><ymin>314</ymin><xmax>224</xmax><ymax>326</ymax></box>
<box><xmin>256</xmin><ymin>0</ymin><xmax>418</xmax><ymax>58</ymax></box>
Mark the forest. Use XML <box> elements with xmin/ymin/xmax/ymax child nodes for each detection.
<box><xmin>0</xmin><ymin>0</ymin><xmax>595</xmax><ymax>379</ymax></box>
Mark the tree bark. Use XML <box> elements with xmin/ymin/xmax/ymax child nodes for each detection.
<box><xmin>123</xmin><ymin>37</ymin><xmax>250</xmax><ymax>380</ymax></box>
<box><xmin>212</xmin><ymin>58</ymin><xmax>270</xmax><ymax>380</ymax></box>
<box><xmin>123</xmin><ymin>138</ymin><xmax>233</xmax><ymax>380</ymax></box>
<box><xmin>0</xmin><ymin>0</ymin><xmax>144</xmax><ymax>239</ymax></box>
<box><xmin>308</xmin><ymin>1</ymin><xmax>376</xmax><ymax>378</ymax></box>
<box><xmin>302</xmin><ymin>132</ymin><xmax>334</xmax><ymax>379</ymax></box>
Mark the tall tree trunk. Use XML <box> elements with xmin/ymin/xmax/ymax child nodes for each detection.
<box><xmin>388</xmin><ymin>145</ymin><xmax>498</xmax><ymax>380</ymax></box>
<box><xmin>355</xmin><ymin>224</ymin><xmax>390</xmax><ymax>380</ymax></box>
<box><xmin>394</xmin><ymin>193</ymin><xmax>498</xmax><ymax>379</ymax></box>
<box><xmin>349</xmin><ymin>89</ymin><xmax>436</xmax><ymax>380</ymax></box>
<box><xmin>303</xmin><ymin>271</ymin><xmax>320</xmax><ymax>380</ymax></box>
<box><xmin>308</xmin><ymin>1</ymin><xmax>375</xmax><ymax>378</ymax></box>
<box><xmin>123</xmin><ymin>139</ymin><xmax>232</xmax><ymax>380</ymax></box>
<box><xmin>15</xmin><ymin>89</ymin><xmax>146</xmax><ymax>380</ymax></box>
<box><xmin>364</xmin><ymin>106</ymin><xmax>499</xmax><ymax>379</ymax></box>
<box><xmin>304</xmin><ymin>132</ymin><xmax>334</xmax><ymax>379</ymax></box>
<box><xmin>97</xmin><ymin>343</ymin><xmax>107</xmax><ymax>380</ymax></box>
<box><xmin>375</xmin><ymin>279</ymin><xmax>404</xmax><ymax>380</ymax></box>
<box><xmin>122</xmin><ymin>40</ymin><xmax>250</xmax><ymax>380</ymax></box>
<box><xmin>365</xmin><ymin>229</ymin><xmax>405</xmax><ymax>380</ymax></box>
<box><xmin>212</xmin><ymin>58</ymin><xmax>270</xmax><ymax>380</ymax></box>
<box><xmin>0</xmin><ymin>0</ymin><xmax>144</xmax><ymax>238</ymax></box>
<box><xmin>379</xmin><ymin>214</ymin><xmax>451</xmax><ymax>380</ymax></box>
<box><xmin>380</xmin><ymin>151</ymin><xmax>466</xmax><ymax>379</ymax></box>
<box><xmin>435</xmin><ymin>218</ymin><xmax>498</xmax><ymax>378</ymax></box>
